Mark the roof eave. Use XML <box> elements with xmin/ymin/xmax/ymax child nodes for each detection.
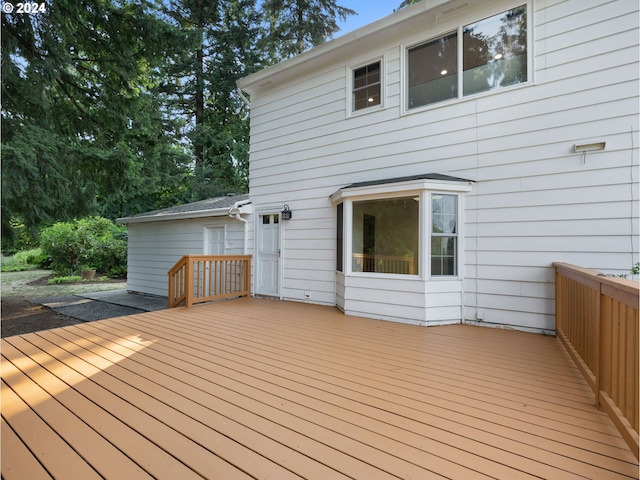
<box><xmin>330</xmin><ymin>177</ymin><xmax>473</xmax><ymax>204</ymax></box>
<box><xmin>237</xmin><ymin>0</ymin><xmax>461</xmax><ymax>95</ymax></box>
<box><xmin>117</xmin><ymin>205</ymin><xmax>251</xmax><ymax>226</ymax></box>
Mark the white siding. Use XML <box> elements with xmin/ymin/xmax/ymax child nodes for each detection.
<box><xmin>246</xmin><ymin>0</ymin><xmax>639</xmax><ymax>332</ymax></box>
<box><xmin>126</xmin><ymin>217</ymin><xmax>247</xmax><ymax>297</ymax></box>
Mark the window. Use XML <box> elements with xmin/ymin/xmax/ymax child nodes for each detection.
<box><xmin>353</xmin><ymin>61</ymin><xmax>381</xmax><ymax>111</ymax></box>
<box><xmin>431</xmin><ymin>194</ymin><xmax>457</xmax><ymax>276</ymax></box>
<box><xmin>408</xmin><ymin>32</ymin><xmax>458</xmax><ymax>108</ymax></box>
<box><xmin>352</xmin><ymin>196</ymin><xmax>419</xmax><ymax>275</ymax></box>
<box><xmin>331</xmin><ymin>174</ymin><xmax>471</xmax><ymax>277</ymax></box>
<box><xmin>463</xmin><ymin>6</ymin><xmax>527</xmax><ymax>96</ymax></box>
<box><xmin>407</xmin><ymin>5</ymin><xmax>527</xmax><ymax>109</ymax></box>
<box><xmin>261</xmin><ymin>214</ymin><xmax>279</xmax><ymax>225</ymax></box>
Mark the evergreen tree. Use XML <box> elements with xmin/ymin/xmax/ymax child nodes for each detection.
<box><xmin>396</xmin><ymin>0</ymin><xmax>421</xmax><ymax>10</ymax></box>
<box><xmin>158</xmin><ymin>0</ymin><xmax>262</xmax><ymax>200</ymax></box>
<box><xmin>1</xmin><ymin>0</ymin><xmax>185</xmax><ymax>242</ymax></box>
<box><xmin>2</xmin><ymin>0</ymin><xmax>360</xmax><ymax>248</ymax></box>
<box><xmin>261</xmin><ymin>0</ymin><xmax>356</xmax><ymax>59</ymax></box>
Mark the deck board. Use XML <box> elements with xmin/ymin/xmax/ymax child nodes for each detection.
<box><xmin>2</xmin><ymin>297</ymin><xmax>638</xmax><ymax>479</ymax></box>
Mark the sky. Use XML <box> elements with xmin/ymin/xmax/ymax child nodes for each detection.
<box><xmin>335</xmin><ymin>1</ymin><xmax>400</xmax><ymax>36</ymax></box>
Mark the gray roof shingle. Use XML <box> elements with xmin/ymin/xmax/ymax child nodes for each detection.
<box><xmin>117</xmin><ymin>194</ymin><xmax>250</xmax><ymax>224</ymax></box>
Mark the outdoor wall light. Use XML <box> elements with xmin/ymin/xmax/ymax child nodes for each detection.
<box><xmin>574</xmin><ymin>142</ymin><xmax>606</xmax><ymax>153</ymax></box>
<box><xmin>574</xmin><ymin>141</ymin><xmax>605</xmax><ymax>164</ymax></box>
<box><xmin>281</xmin><ymin>204</ymin><xmax>292</xmax><ymax>220</ymax></box>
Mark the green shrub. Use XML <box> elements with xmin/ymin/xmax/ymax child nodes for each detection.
<box><xmin>106</xmin><ymin>265</ymin><xmax>128</xmax><ymax>279</ymax></box>
<box><xmin>14</xmin><ymin>248</ymin><xmax>49</xmax><ymax>267</ymax></box>
<box><xmin>47</xmin><ymin>275</ymin><xmax>84</xmax><ymax>284</ymax></box>
<box><xmin>40</xmin><ymin>222</ymin><xmax>87</xmax><ymax>274</ymax></box>
<box><xmin>40</xmin><ymin>217</ymin><xmax>127</xmax><ymax>276</ymax></box>
<box><xmin>0</xmin><ymin>248</ymin><xmax>48</xmax><ymax>272</ymax></box>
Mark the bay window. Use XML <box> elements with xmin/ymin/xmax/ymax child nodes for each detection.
<box><xmin>352</xmin><ymin>196</ymin><xmax>419</xmax><ymax>275</ymax></box>
<box><xmin>332</xmin><ymin>174</ymin><xmax>471</xmax><ymax>278</ymax></box>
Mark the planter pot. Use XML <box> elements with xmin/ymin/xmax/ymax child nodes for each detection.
<box><xmin>81</xmin><ymin>269</ymin><xmax>96</xmax><ymax>280</ymax></box>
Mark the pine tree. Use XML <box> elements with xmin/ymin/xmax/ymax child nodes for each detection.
<box><xmin>158</xmin><ymin>0</ymin><xmax>261</xmax><ymax>200</ymax></box>
<box><xmin>1</xmin><ymin>0</ymin><xmax>187</xmax><ymax>243</ymax></box>
<box><xmin>261</xmin><ymin>0</ymin><xmax>356</xmax><ymax>59</ymax></box>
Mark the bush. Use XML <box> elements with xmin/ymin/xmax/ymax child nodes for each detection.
<box><xmin>40</xmin><ymin>217</ymin><xmax>127</xmax><ymax>276</ymax></box>
<box><xmin>0</xmin><ymin>248</ymin><xmax>49</xmax><ymax>272</ymax></box>
<box><xmin>15</xmin><ymin>248</ymin><xmax>50</xmax><ymax>267</ymax></box>
<box><xmin>48</xmin><ymin>275</ymin><xmax>84</xmax><ymax>284</ymax></box>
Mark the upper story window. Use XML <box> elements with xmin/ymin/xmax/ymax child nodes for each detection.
<box><xmin>408</xmin><ymin>32</ymin><xmax>458</xmax><ymax>108</ymax></box>
<box><xmin>408</xmin><ymin>4</ymin><xmax>527</xmax><ymax>110</ymax></box>
<box><xmin>463</xmin><ymin>5</ymin><xmax>527</xmax><ymax>96</ymax></box>
<box><xmin>353</xmin><ymin>61</ymin><xmax>381</xmax><ymax>111</ymax></box>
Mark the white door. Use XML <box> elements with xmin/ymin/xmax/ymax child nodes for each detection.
<box><xmin>256</xmin><ymin>213</ymin><xmax>280</xmax><ymax>296</ymax></box>
<box><xmin>205</xmin><ymin>227</ymin><xmax>225</xmax><ymax>255</ymax></box>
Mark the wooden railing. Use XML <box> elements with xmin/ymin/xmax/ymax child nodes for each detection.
<box><xmin>168</xmin><ymin>255</ymin><xmax>251</xmax><ymax>308</ymax></box>
<box><xmin>554</xmin><ymin>262</ymin><xmax>639</xmax><ymax>459</ymax></box>
<box><xmin>353</xmin><ymin>254</ymin><xmax>415</xmax><ymax>274</ymax></box>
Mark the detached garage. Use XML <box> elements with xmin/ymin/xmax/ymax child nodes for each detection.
<box><xmin>117</xmin><ymin>194</ymin><xmax>251</xmax><ymax>298</ymax></box>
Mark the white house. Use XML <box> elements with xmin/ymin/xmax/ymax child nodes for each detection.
<box><xmin>235</xmin><ymin>0</ymin><xmax>639</xmax><ymax>334</ymax></box>
<box><xmin>117</xmin><ymin>194</ymin><xmax>251</xmax><ymax>297</ymax></box>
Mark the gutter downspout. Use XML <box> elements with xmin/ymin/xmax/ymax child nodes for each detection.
<box><xmin>237</xmin><ymin>87</ymin><xmax>251</xmax><ymax>107</ymax></box>
<box><xmin>228</xmin><ymin>200</ymin><xmax>250</xmax><ymax>255</ymax></box>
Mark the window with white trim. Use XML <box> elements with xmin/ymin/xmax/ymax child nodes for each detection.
<box><xmin>408</xmin><ymin>4</ymin><xmax>527</xmax><ymax>109</ymax></box>
<box><xmin>332</xmin><ymin>176</ymin><xmax>471</xmax><ymax>277</ymax></box>
<box><xmin>431</xmin><ymin>193</ymin><xmax>458</xmax><ymax>276</ymax></box>
<box><xmin>353</xmin><ymin>61</ymin><xmax>381</xmax><ymax>111</ymax></box>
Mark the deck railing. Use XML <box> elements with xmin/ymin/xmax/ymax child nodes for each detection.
<box><xmin>352</xmin><ymin>253</ymin><xmax>415</xmax><ymax>274</ymax></box>
<box><xmin>554</xmin><ymin>262</ymin><xmax>639</xmax><ymax>458</ymax></box>
<box><xmin>168</xmin><ymin>255</ymin><xmax>251</xmax><ymax>308</ymax></box>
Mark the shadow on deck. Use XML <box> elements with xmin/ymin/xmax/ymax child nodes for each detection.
<box><xmin>2</xmin><ymin>297</ymin><xmax>638</xmax><ymax>479</ymax></box>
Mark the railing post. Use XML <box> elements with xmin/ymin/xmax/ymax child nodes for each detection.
<box><xmin>168</xmin><ymin>271</ymin><xmax>175</xmax><ymax>308</ymax></box>
<box><xmin>246</xmin><ymin>256</ymin><xmax>251</xmax><ymax>295</ymax></box>
<box><xmin>595</xmin><ymin>280</ymin><xmax>602</xmax><ymax>409</ymax></box>
<box><xmin>185</xmin><ymin>255</ymin><xmax>194</xmax><ymax>308</ymax></box>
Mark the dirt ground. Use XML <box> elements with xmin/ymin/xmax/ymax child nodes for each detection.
<box><xmin>1</xmin><ymin>271</ymin><xmax>126</xmax><ymax>338</ymax></box>
<box><xmin>1</xmin><ymin>296</ymin><xmax>86</xmax><ymax>337</ymax></box>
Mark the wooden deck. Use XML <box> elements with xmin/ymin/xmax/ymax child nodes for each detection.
<box><xmin>2</xmin><ymin>297</ymin><xmax>638</xmax><ymax>479</ymax></box>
